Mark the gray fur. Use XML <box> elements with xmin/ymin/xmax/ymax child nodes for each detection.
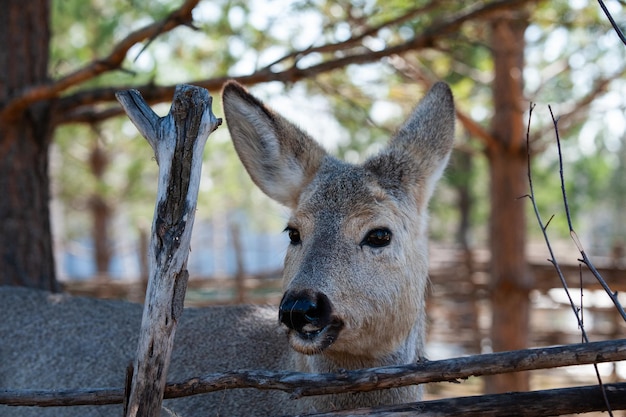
<box><xmin>0</xmin><ymin>81</ymin><xmax>454</xmax><ymax>416</ymax></box>
<box><xmin>0</xmin><ymin>286</ymin><xmax>297</xmax><ymax>416</ymax></box>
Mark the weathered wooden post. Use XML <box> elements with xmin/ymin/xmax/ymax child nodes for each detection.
<box><xmin>116</xmin><ymin>85</ymin><xmax>221</xmax><ymax>417</ymax></box>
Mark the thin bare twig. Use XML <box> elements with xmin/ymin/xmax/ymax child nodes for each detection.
<box><xmin>523</xmin><ymin>103</ymin><xmax>589</xmax><ymax>341</ymax></box>
<box><xmin>598</xmin><ymin>0</ymin><xmax>626</xmax><ymax>46</ymax></box>
<box><xmin>525</xmin><ymin>103</ymin><xmax>617</xmax><ymax>416</ymax></box>
<box><xmin>546</xmin><ymin>106</ymin><xmax>624</xmax><ymax>415</ymax></box>
<box><xmin>580</xmin><ymin>265</ymin><xmax>585</xmax><ymax>344</ymax></box>
<box><xmin>548</xmin><ymin>105</ymin><xmax>626</xmax><ymax>323</ymax></box>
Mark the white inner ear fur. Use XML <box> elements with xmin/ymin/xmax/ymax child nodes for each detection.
<box><xmin>225</xmin><ymin>92</ymin><xmax>315</xmax><ymax>208</ymax></box>
<box><xmin>245</xmin><ymin>111</ymin><xmax>281</xmax><ymax>158</ymax></box>
<box><xmin>421</xmin><ymin>151</ymin><xmax>451</xmax><ymax>205</ymax></box>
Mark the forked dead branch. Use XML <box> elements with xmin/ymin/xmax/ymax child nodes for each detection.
<box><xmin>115</xmin><ymin>85</ymin><xmax>221</xmax><ymax>417</ymax></box>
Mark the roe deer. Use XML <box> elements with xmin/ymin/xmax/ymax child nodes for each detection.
<box><xmin>0</xmin><ymin>81</ymin><xmax>454</xmax><ymax>417</ymax></box>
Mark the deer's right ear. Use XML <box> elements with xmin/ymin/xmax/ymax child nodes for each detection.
<box><xmin>222</xmin><ymin>81</ymin><xmax>327</xmax><ymax>208</ymax></box>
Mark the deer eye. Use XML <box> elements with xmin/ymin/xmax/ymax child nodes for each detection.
<box><xmin>362</xmin><ymin>228</ymin><xmax>392</xmax><ymax>248</ymax></box>
<box><xmin>284</xmin><ymin>226</ymin><xmax>301</xmax><ymax>245</ymax></box>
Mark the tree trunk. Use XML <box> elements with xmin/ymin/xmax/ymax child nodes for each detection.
<box><xmin>89</xmin><ymin>138</ymin><xmax>112</xmax><ymax>277</ymax></box>
<box><xmin>0</xmin><ymin>0</ymin><xmax>57</xmax><ymax>291</ymax></box>
<box><xmin>230</xmin><ymin>222</ymin><xmax>247</xmax><ymax>304</ymax></box>
<box><xmin>484</xmin><ymin>10</ymin><xmax>532</xmax><ymax>393</ymax></box>
<box><xmin>453</xmin><ymin>149</ymin><xmax>473</xmax><ymax>253</ymax></box>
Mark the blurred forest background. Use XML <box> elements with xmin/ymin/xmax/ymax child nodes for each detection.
<box><xmin>2</xmin><ymin>0</ymin><xmax>626</xmax><ymax>400</ymax></box>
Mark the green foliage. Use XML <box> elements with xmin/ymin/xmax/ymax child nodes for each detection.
<box><xmin>50</xmin><ymin>0</ymin><xmax>626</xmax><ymax>275</ymax></box>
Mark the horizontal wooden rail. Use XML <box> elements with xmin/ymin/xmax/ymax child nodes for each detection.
<box><xmin>305</xmin><ymin>382</ymin><xmax>626</xmax><ymax>416</ymax></box>
<box><xmin>2</xmin><ymin>338</ymin><xmax>624</xmax><ymax>407</ymax></box>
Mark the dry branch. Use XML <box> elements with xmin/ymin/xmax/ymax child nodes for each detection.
<box><xmin>262</xmin><ymin>1</ymin><xmax>440</xmax><ymax>69</ymax></box>
<box><xmin>1</xmin><ymin>0</ymin><xmax>200</xmax><ymax>123</ymax></box>
<box><xmin>2</xmin><ymin>338</ymin><xmax>624</xmax><ymax>407</ymax></box>
<box><xmin>302</xmin><ymin>383</ymin><xmax>626</xmax><ymax>417</ymax></box>
<box><xmin>116</xmin><ymin>85</ymin><xmax>221</xmax><ymax>417</ymax></box>
<box><xmin>533</xmin><ymin>69</ymin><xmax>626</xmax><ymax>153</ymax></box>
<box><xmin>54</xmin><ymin>0</ymin><xmax>537</xmax><ymax>124</ymax></box>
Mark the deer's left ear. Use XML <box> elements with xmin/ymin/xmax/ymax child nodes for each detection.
<box><xmin>364</xmin><ymin>82</ymin><xmax>455</xmax><ymax>207</ymax></box>
<box><xmin>222</xmin><ymin>81</ymin><xmax>327</xmax><ymax>209</ymax></box>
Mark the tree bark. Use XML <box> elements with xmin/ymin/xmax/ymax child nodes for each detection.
<box><xmin>484</xmin><ymin>9</ymin><xmax>531</xmax><ymax>393</ymax></box>
<box><xmin>0</xmin><ymin>0</ymin><xmax>57</xmax><ymax>290</ymax></box>
<box><xmin>88</xmin><ymin>138</ymin><xmax>112</xmax><ymax>277</ymax></box>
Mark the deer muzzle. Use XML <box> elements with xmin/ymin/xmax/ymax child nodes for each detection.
<box><xmin>279</xmin><ymin>290</ymin><xmax>343</xmax><ymax>353</ymax></box>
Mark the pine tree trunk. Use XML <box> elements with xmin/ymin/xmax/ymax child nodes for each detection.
<box><xmin>0</xmin><ymin>0</ymin><xmax>58</xmax><ymax>290</ymax></box>
<box><xmin>485</xmin><ymin>149</ymin><xmax>532</xmax><ymax>392</ymax></box>
<box><xmin>484</xmin><ymin>10</ymin><xmax>532</xmax><ymax>393</ymax></box>
<box><xmin>89</xmin><ymin>139</ymin><xmax>112</xmax><ymax>277</ymax></box>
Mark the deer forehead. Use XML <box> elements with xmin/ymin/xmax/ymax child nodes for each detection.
<box><xmin>290</xmin><ymin>161</ymin><xmax>413</xmax><ymax>237</ymax></box>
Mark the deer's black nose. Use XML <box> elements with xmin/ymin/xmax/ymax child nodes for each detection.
<box><xmin>279</xmin><ymin>291</ymin><xmax>332</xmax><ymax>334</ymax></box>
